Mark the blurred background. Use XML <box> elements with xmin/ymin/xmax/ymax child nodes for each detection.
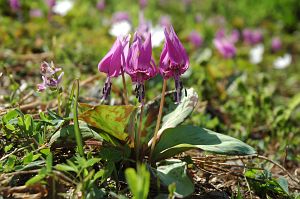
<box><xmin>1</xmin><ymin>0</ymin><xmax>300</xmax><ymax>173</ymax></box>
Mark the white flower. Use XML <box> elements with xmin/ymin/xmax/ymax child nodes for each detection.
<box><xmin>109</xmin><ymin>20</ymin><xmax>132</xmax><ymax>37</ymax></box>
<box><xmin>151</xmin><ymin>25</ymin><xmax>165</xmax><ymax>48</ymax></box>
<box><xmin>53</xmin><ymin>0</ymin><xmax>74</xmax><ymax>16</ymax></box>
<box><xmin>273</xmin><ymin>53</ymin><xmax>292</xmax><ymax>69</ymax></box>
<box><xmin>249</xmin><ymin>44</ymin><xmax>264</xmax><ymax>64</ymax></box>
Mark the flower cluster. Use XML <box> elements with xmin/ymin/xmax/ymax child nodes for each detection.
<box><xmin>213</xmin><ymin>29</ymin><xmax>239</xmax><ymax>59</ymax></box>
<box><xmin>37</xmin><ymin>61</ymin><xmax>64</xmax><ymax>92</ymax></box>
<box><xmin>98</xmin><ymin>25</ymin><xmax>189</xmax><ymax>104</ymax></box>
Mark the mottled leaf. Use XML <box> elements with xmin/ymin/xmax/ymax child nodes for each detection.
<box><xmin>79</xmin><ymin>105</ymin><xmax>137</xmax><ymax>141</ymax></box>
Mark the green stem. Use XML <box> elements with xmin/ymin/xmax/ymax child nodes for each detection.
<box><xmin>149</xmin><ymin>79</ymin><xmax>167</xmax><ymax>162</ymax></box>
<box><xmin>57</xmin><ymin>91</ymin><xmax>62</xmax><ymax>116</ymax></box>
<box><xmin>73</xmin><ymin>79</ymin><xmax>84</xmax><ymax>157</ymax></box>
<box><xmin>136</xmin><ymin>100</ymin><xmax>144</xmax><ymax>162</ymax></box>
<box><xmin>121</xmin><ymin>67</ymin><xmax>129</xmax><ymax>105</ymax></box>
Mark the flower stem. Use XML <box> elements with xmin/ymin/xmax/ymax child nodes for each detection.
<box><xmin>149</xmin><ymin>79</ymin><xmax>167</xmax><ymax>162</ymax></box>
<box><xmin>73</xmin><ymin>79</ymin><xmax>84</xmax><ymax>157</ymax></box>
<box><xmin>121</xmin><ymin>68</ymin><xmax>129</xmax><ymax>105</ymax></box>
<box><xmin>57</xmin><ymin>90</ymin><xmax>62</xmax><ymax>116</ymax></box>
<box><xmin>136</xmin><ymin>98</ymin><xmax>144</xmax><ymax>162</ymax></box>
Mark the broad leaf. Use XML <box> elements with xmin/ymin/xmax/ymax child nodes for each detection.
<box><xmin>157</xmin><ymin>88</ymin><xmax>198</xmax><ymax>138</ymax></box>
<box><xmin>152</xmin><ymin>125</ymin><xmax>256</xmax><ymax>161</ymax></box>
<box><xmin>145</xmin><ymin>88</ymin><xmax>198</xmax><ymax>143</ymax></box>
<box><xmin>49</xmin><ymin>121</ymin><xmax>103</xmax><ymax>145</ymax></box>
<box><xmin>156</xmin><ymin>159</ymin><xmax>194</xmax><ymax>198</ymax></box>
<box><xmin>79</xmin><ymin>105</ymin><xmax>137</xmax><ymax>141</ymax></box>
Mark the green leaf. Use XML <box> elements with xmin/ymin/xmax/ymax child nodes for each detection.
<box><xmin>157</xmin><ymin>88</ymin><xmax>198</xmax><ymax>138</ymax></box>
<box><xmin>144</xmin><ymin>88</ymin><xmax>198</xmax><ymax>143</ymax></box>
<box><xmin>156</xmin><ymin>159</ymin><xmax>194</xmax><ymax>198</ymax></box>
<box><xmin>284</xmin><ymin>92</ymin><xmax>300</xmax><ymax>120</ymax></box>
<box><xmin>277</xmin><ymin>176</ymin><xmax>289</xmax><ymax>195</ymax></box>
<box><xmin>2</xmin><ymin>109</ymin><xmax>19</xmax><ymax>123</ymax></box>
<box><xmin>46</xmin><ymin>153</ymin><xmax>53</xmax><ymax>173</ymax></box>
<box><xmin>26</xmin><ymin>168</ymin><xmax>47</xmax><ymax>186</ymax></box>
<box><xmin>49</xmin><ymin>121</ymin><xmax>103</xmax><ymax>145</ymax></box>
<box><xmin>23</xmin><ymin>152</ymin><xmax>33</xmax><ymax>165</ymax></box>
<box><xmin>79</xmin><ymin>105</ymin><xmax>137</xmax><ymax>141</ymax></box>
<box><xmin>125</xmin><ymin>164</ymin><xmax>150</xmax><ymax>199</ymax></box>
<box><xmin>55</xmin><ymin>164</ymin><xmax>78</xmax><ymax>173</ymax></box>
<box><xmin>5</xmin><ymin>123</ymin><xmax>15</xmax><ymax>131</ymax></box>
<box><xmin>152</xmin><ymin>125</ymin><xmax>256</xmax><ymax>161</ymax></box>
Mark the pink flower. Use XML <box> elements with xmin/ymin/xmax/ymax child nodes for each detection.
<box><xmin>188</xmin><ymin>31</ymin><xmax>203</xmax><ymax>48</ymax></box>
<box><xmin>9</xmin><ymin>0</ymin><xmax>20</xmax><ymax>12</ymax></box>
<box><xmin>98</xmin><ymin>36</ymin><xmax>130</xmax><ymax>100</ymax></box>
<box><xmin>271</xmin><ymin>37</ymin><xmax>281</xmax><ymax>52</ymax></box>
<box><xmin>213</xmin><ymin>38</ymin><xmax>236</xmax><ymax>59</ymax></box>
<box><xmin>96</xmin><ymin>0</ymin><xmax>105</xmax><ymax>11</ymax></box>
<box><xmin>126</xmin><ymin>33</ymin><xmax>158</xmax><ymax>102</ymax></box>
<box><xmin>242</xmin><ymin>29</ymin><xmax>263</xmax><ymax>45</ymax></box>
<box><xmin>159</xmin><ymin>26</ymin><xmax>189</xmax><ymax>103</ymax></box>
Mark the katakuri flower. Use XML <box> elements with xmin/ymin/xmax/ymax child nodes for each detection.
<box><xmin>9</xmin><ymin>0</ymin><xmax>20</xmax><ymax>12</ymax></box>
<box><xmin>213</xmin><ymin>29</ymin><xmax>237</xmax><ymax>59</ymax></box>
<box><xmin>271</xmin><ymin>37</ymin><xmax>282</xmax><ymax>52</ymax></box>
<box><xmin>159</xmin><ymin>26</ymin><xmax>189</xmax><ymax>103</ymax></box>
<box><xmin>188</xmin><ymin>31</ymin><xmax>203</xmax><ymax>49</ymax></box>
<box><xmin>37</xmin><ymin>61</ymin><xmax>64</xmax><ymax>92</ymax></box>
<box><xmin>98</xmin><ymin>36</ymin><xmax>130</xmax><ymax>100</ymax></box>
<box><xmin>125</xmin><ymin>32</ymin><xmax>158</xmax><ymax>103</ymax></box>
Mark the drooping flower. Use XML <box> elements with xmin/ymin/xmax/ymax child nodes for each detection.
<box><xmin>139</xmin><ymin>0</ymin><xmax>148</xmax><ymax>9</ymax></box>
<box><xmin>45</xmin><ymin>0</ymin><xmax>56</xmax><ymax>8</ymax></box>
<box><xmin>96</xmin><ymin>0</ymin><xmax>105</xmax><ymax>11</ymax></box>
<box><xmin>98</xmin><ymin>36</ymin><xmax>130</xmax><ymax>100</ymax></box>
<box><xmin>271</xmin><ymin>37</ymin><xmax>281</xmax><ymax>52</ymax></box>
<box><xmin>159</xmin><ymin>15</ymin><xmax>171</xmax><ymax>28</ymax></box>
<box><xmin>188</xmin><ymin>31</ymin><xmax>203</xmax><ymax>49</ymax></box>
<box><xmin>30</xmin><ymin>9</ymin><xmax>43</xmax><ymax>18</ymax></box>
<box><xmin>37</xmin><ymin>61</ymin><xmax>64</xmax><ymax>92</ymax></box>
<box><xmin>242</xmin><ymin>29</ymin><xmax>263</xmax><ymax>45</ymax></box>
<box><xmin>213</xmin><ymin>29</ymin><xmax>237</xmax><ymax>59</ymax></box>
<box><xmin>213</xmin><ymin>38</ymin><xmax>236</xmax><ymax>59</ymax></box>
<box><xmin>159</xmin><ymin>26</ymin><xmax>189</xmax><ymax>103</ymax></box>
<box><xmin>125</xmin><ymin>32</ymin><xmax>158</xmax><ymax>103</ymax></box>
<box><xmin>9</xmin><ymin>0</ymin><xmax>20</xmax><ymax>12</ymax></box>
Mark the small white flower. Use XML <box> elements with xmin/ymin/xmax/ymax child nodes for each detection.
<box><xmin>273</xmin><ymin>53</ymin><xmax>292</xmax><ymax>69</ymax></box>
<box><xmin>53</xmin><ymin>0</ymin><xmax>74</xmax><ymax>16</ymax></box>
<box><xmin>249</xmin><ymin>44</ymin><xmax>264</xmax><ymax>64</ymax></box>
<box><xmin>109</xmin><ymin>20</ymin><xmax>132</xmax><ymax>37</ymax></box>
<box><xmin>151</xmin><ymin>25</ymin><xmax>165</xmax><ymax>47</ymax></box>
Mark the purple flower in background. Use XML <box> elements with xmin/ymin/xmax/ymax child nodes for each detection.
<box><xmin>188</xmin><ymin>31</ymin><xmax>203</xmax><ymax>48</ymax></box>
<box><xmin>271</xmin><ymin>37</ymin><xmax>281</xmax><ymax>52</ymax></box>
<box><xmin>213</xmin><ymin>38</ymin><xmax>236</xmax><ymax>59</ymax></box>
<box><xmin>230</xmin><ymin>29</ymin><xmax>240</xmax><ymax>43</ymax></box>
<box><xmin>139</xmin><ymin>0</ymin><xmax>148</xmax><ymax>9</ymax></box>
<box><xmin>159</xmin><ymin>15</ymin><xmax>171</xmax><ymax>28</ymax></box>
<box><xmin>9</xmin><ymin>0</ymin><xmax>20</xmax><ymax>12</ymax></box>
<box><xmin>159</xmin><ymin>26</ymin><xmax>189</xmax><ymax>103</ymax></box>
<box><xmin>37</xmin><ymin>61</ymin><xmax>64</xmax><ymax>92</ymax></box>
<box><xmin>243</xmin><ymin>29</ymin><xmax>263</xmax><ymax>45</ymax></box>
<box><xmin>112</xmin><ymin>11</ymin><xmax>130</xmax><ymax>23</ymax></box>
<box><xmin>126</xmin><ymin>33</ymin><xmax>157</xmax><ymax>103</ymax></box>
<box><xmin>195</xmin><ymin>14</ymin><xmax>202</xmax><ymax>23</ymax></box>
<box><xmin>96</xmin><ymin>0</ymin><xmax>105</xmax><ymax>11</ymax></box>
<box><xmin>45</xmin><ymin>0</ymin><xmax>56</xmax><ymax>8</ymax></box>
<box><xmin>30</xmin><ymin>9</ymin><xmax>43</xmax><ymax>18</ymax></box>
<box><xmin>98</xmin><ymin>36</ymin><xmax>130</xmax><ymax>100</ymax></box>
